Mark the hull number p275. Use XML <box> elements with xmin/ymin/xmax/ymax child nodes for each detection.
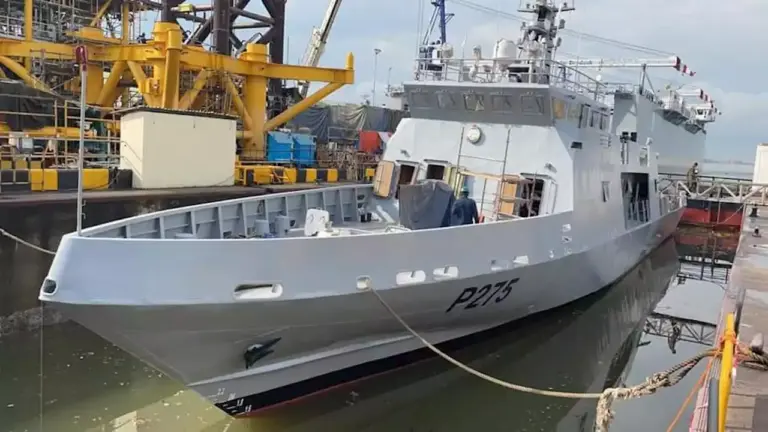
<box><xmin>445</xmin><ymin>278</ymin><xmax>520</xmax><ymax>313</ymax></box>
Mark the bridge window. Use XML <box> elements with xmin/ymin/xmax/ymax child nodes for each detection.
<box><xmin>409</xmin><ymin>91</ymin><xmax>435</xmax><ymax>108</ymax></box>
<box><xmin>521</xmin><ymin>94</ymin><xmax>544</xmax><ymax>115</ymax></box>
<box><xmin>491</xmin><ymin>94</ymin><xmax>515</xmax><ymax>112</ymax></box>
<box><xmin>602</xmin><ymin>181</ymin><xmax>610</xmax><ymax>202</ymax></box>
<box><xmin>463</xmin><ymin>93</ymin><xmax>485</xmax><ymax>111</ymax></box>
<box><xmin>436</xmin><ymin>91</ymin><xmax>461</xmax><ymax>110</ymax></box>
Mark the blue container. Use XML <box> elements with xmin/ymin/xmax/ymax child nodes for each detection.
<box><xmin>291</xmin><ymin>133</ymin><xmax>317</xmax><ymax>167</ymax></box>
<box><xmin>266</xmin><ymin>131</ymin><xmax>293</xmax><ymax>163</ymax></box>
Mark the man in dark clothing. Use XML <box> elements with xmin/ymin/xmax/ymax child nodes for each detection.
<box><xmin>453</xmin><ymin>186</ymin><xmax>480</xmax><ymax>225</ymax></box>
<box><xmin>686</xmin><ymin>162</ymin><xmax>700</xmax><ymax>195</ymax></box>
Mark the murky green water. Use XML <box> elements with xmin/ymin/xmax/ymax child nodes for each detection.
<box><xmin>0</xmin><ymin>231</ymin><xmax>732</xmax><ymax>432</ymax></box>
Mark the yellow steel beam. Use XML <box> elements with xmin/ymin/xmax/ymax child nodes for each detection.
<box><xmin>0</xmin><ymin>38</ymin><xmax>355</xmax><ymax>83</ymax></box>
<box><xmin>264</xmin><ymin>82</ymin><xmax>344</xmax><ymax>132</ymax></box>
<box><xmin>242</xmin><ymin>47</ymin><xmax>268</xmax><ymax>160</ymax></box>
<box><xmin>96</xmin><ymin>61</ymin><xmax>126</xmax><ymax>106</ymax></box>
<box><xmin>86</xmin><ymin>64</ymin><xmax>105</xmax><ymax>105</ymax></box>
<box><xmin>154</xmin><ymin>22</ymin><xmax>182</xmax><ymax>109</ymax></box>
<box><xmin>0</xmin><ymin>67</ymin><xmax>5</xmax><ymax>79</ymax></box>
<box><xmin>126</xmin><ymin>61</ymin><xmax>159</xmax><ymax>106</ymax></box>
<box><xmin>179</xmin><ymin>69</ymin><xmax>212</xmax><ymax>110</ymax></box>
<box><xmin>121</xmin><ymin>2</ymin><xmax>130</xmax><ymax>43</ymax></box>
<box><xmin>24</xmin><ymin>0</ymin><xmax>33</xmax><ymax>41</ymax></box>
<box><xmin>68</xmin><ymin>27</ymin><xmax>124</xmax><ymax>45</ymax></box>
<box><xmin>24</xmin><ymin>0</ymin><xmax>33</xmax><ymax>70</ymax></box>
<box><xmin>0</xmin><ymin>39</ymin><xmax>76</xmax><ymax>58</ymax></box>
<box><xmin>222</xmin><ymin>73</ymin><xmax>253</xmax><ymax>133</ymax></box>
<box><xmin>0</xmin><ymin>56</ymin><xmax>53</xmax><ymax>93</ymax></box>
<box><xmin>89</xmin><ymin>0</ymin><xmax>114</xmax><ymax>27</ymax></box>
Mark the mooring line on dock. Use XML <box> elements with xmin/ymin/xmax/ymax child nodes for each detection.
<box><xmin>0</xmin><ymin>228</ymin><xmax>57</xmax><ymax>256</ymax></box>
<box><xmin>366</xmin><ymin>287</ymin><xmax>768</xmax><ymax>432</ymax></box>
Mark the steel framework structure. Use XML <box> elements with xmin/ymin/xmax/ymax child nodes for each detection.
<box><xmin>0</xmin><ymin>0</ymin><xmax>354</xmax><ymax>159</ymax></box>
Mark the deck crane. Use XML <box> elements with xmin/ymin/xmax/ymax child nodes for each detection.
<box><xmin>297</xmin><ymin>0</ymin><xmax>344</xmax><ymax>99</ymax></box>
<box><xmin>558</xmin><ymin>55</ymin><xmax>695</xmax><ymax>76</ymax></box>
<box><xmin>558</xmin><ymin>55</ymin><xmax>720</xmax><ymax>123</ymax></box>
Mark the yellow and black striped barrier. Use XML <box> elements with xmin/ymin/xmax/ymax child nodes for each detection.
<box><xmin>0</xmin><ymin>168</ymin><xmax>132</xmax><ymax>193</ymax></box>
<box><xmin>237</xmin><ymin>165</ymin><xmax>377</xmax><ymax>186</ymax></box>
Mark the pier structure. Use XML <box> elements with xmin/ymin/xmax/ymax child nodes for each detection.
<box><xmin>688</xmin><ymin>212</ymin><xmax>768</xmax><ymax>431</ymax></box>
<box><xmin>659</xmin><ymin>173</ymin><xmax>768</xmax><ymax>231</ymax></box>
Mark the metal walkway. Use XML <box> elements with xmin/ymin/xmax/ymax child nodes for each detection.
<box><xmin>658</xmin><ymin>173</ymin><xmax>768</xmax><ymax>206</ymax></box>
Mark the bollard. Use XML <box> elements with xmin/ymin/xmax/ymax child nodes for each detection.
<box><xmin>718</xmin><ymin>313</ymin><xmax>736</xmax><ymax>432</ymax></box>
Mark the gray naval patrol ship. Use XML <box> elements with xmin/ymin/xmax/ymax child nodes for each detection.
<box><xmin>40</xmin><ymin>0</ymin><xmax>691</xmax><ymax>416</ymax></box>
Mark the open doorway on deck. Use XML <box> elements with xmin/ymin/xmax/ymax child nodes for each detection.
<box><xmin>425</xmin><ymin>164</ymin><xmax>445</xmax><ymax>180</ymax></box>
<box><xmin>516</xmin><ymin>174</ymin><xmax>552</xmax><ymax>218</ymax></box>
<box><xmin>395</xmin><ymin>162</ymin><xmax>418</xmax><ymax>199</ymax></box>
<box><xmin>621</xmin><ymin>173</ymin><xmax>650</xmax><ymax>226</ymax></box>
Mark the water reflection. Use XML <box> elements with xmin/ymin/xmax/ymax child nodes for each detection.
<box><xmin>1</xmin><ymin>239</ymin><xmax>682</xmax><ymax>432</ymax></box>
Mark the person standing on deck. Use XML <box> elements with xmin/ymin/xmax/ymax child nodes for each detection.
<box><xmin>686</xmin><ymin>162</ymin><xmax>700</xmax><ymax>195</ymax></box>
<box><xmin>453</xmin><ymin>186</ymin><xmax>480</xmax><ymax>225</ymax></box>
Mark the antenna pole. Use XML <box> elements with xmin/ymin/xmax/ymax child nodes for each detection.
<box><xmin>75</xmin><ymin>45</ymin><xmax>88</xmax><ymax>236</ymax></box>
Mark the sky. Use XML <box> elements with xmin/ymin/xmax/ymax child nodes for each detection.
<box><xmin>171</xmin><ymin>0</ymin><xmax>768</xmax><ymax>164</ymax></box>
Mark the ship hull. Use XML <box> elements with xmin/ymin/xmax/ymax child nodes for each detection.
<box><xmin>47</xmin><ymin>207</ymin><xmax>682</xmax><ymax>416</ymax></box>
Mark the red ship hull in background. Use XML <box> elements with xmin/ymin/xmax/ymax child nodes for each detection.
<box><xmin>680</xmin><ymin>198</ymin><xmax>744</xmax><ymax>232</ymax></box>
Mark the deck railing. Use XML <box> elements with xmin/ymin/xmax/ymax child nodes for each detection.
<box><xmin>413</xmin><ymin>57</ymin><xmax>607</xmax><ymax>102</ymax></box>
<box><xmin>658</xmin><ymin>173</ymin><xmax>768</xmax><ymax>207</ymax></box>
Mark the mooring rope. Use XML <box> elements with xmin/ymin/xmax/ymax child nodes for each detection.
<box><xmin>6</xmin><ymin>223</ymin><xmax>768</xmax><ymax>430</ymax></box>
<box><xmin>366</xmin><ymin>287</ymin><xmax>768</xmax><ymax>432</ymax></box>
<box><xmin>0</xmin><ymin>228</ymin><xmax>57</xmax><ymax>255</ymax></box>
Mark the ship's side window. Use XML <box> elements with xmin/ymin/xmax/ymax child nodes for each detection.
<box><xmin>590</xmin><ymin>111</ymin><xmax>599</xmax><ymax>128</ymax></box>
<box><xmin>567</xmin><ymin>104</ymin><xmax>580</xmax><ymax>123</ymax></box>
<box><xmin>578</xmin><ymin>105</ymin><xmax>589</xmax><ymax>128</ymax></box>
<box><xmin>601</xmin><ymin>181</ymin><xmax>610</xmax><ymax>202</ymax></box>
<box><xmin>599</xmin><ymin>113</ymin><xmax>608</xmax><ymax>130</ymax></box>
<box><xmin>552</xmin><ymin>98</ymin><xmax>566</xmax><ymax>120</ymax></box>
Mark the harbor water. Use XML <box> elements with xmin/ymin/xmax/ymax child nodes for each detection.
<box><xmin>0</xmin><ymin>203</ymin><xmax>733</xmax><ymax>432</ymax></box>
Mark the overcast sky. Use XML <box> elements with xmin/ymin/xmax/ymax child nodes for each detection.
<box><xmin>178</xmin><ymin>0</ymin><xmax>767</xmax><ymax>163</ymax></box>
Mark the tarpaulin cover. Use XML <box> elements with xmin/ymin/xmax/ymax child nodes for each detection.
<box><xmin>290</xmin><ymin>105</ymin><xmax>330</xmax><ymax>142</ymax></box>
<box><xmin>398</xmin><ymin>180</ymin><xmax>459</xmax><ymax>230</ymax></box>
<box><xmin>0</xmin><ymin>79</ymin><xmax>66</xmax><ymax>131</ymax></box>
<box><xmin>287</xmin><ymin>102</ymin><xmax>405</xmax><ymax>143</ymax></box>
<box><xmin>358</xmin><ymin>130</ymin><xmax>381</xmax><ymax>153</ymax></box>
